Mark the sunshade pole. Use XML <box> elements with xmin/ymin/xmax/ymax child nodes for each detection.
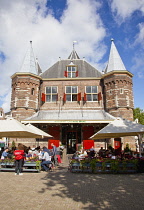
<box><xmin>138</xmin><ymin>134</ymin><xmax>143</xmax><ymax>157</ymax></box>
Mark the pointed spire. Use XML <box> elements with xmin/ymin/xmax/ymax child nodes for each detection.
<box><xmin>68</xmin><ymin>41</ymin><xmax>80</xmax><ymax>59</ymax></box>
<box><xmin>36</xmin><ymin>57</ymin><xmax>42</xmax><ymax>75</ymax></box>
<box><xmin>20</xmin><ymin>41</ymin><xmax>38</xmax><ymax>75</ymax></box>
<box><xmin>68</xmin><ymin>50</ymin><xmax>80</xmax><ymax>59</ymax></box>
<box><xmin>105</xmin><ymin>39</ymin><xmax>126</xmax><ymax>73</ymax></box>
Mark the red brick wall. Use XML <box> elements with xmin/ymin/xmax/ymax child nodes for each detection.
<box><xmin>103</xmin><ymin>72</ymin><xmax>134</xmax><ymax>121</ymax></box>
<box><xmin>40</xmin><ymin>79</ymin><xmax>103</xmax><ymax>111</ymax></box>
<box><xmin>11</xmin><ymin>74</ymin><xmax>40</xmax><ymax>120</ymax></box>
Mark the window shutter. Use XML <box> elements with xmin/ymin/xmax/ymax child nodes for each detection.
<box><xmin>77</xmin><ymin>92</ymin><xmax>81</xmax><ymax>101</ymax></box>
<box><xmin>76</xmin><ymin>71</ymin><xmax>78</xmax><ymax>77</ymax></box>
<box><xmin>98</xmin><ymin>92</ymin><xmax>102</xmax><ymax>101</ymax></box>
<box><xmin>84</xmin><ymin>93</ymin><xmax>87</xmax><ymax>101</ymax></box>
<box><xmin>64</xmin><ymin>71</ymin><xmax>68</xmax><ymax>77</ymax></box>
<box><xmin>41</xmin><ymin>93</ymin><xmax>46</xmax><ymax>102</ymax></box>
<box><xmin>63</xmin><ymin>93</ymin><xmax>66</xmax><ymax>102</ymax></box>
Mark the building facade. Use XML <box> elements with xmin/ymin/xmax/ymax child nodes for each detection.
<box><xmin>10</xmin><ymin>40</ymin><xmax>135</xmax><ymax>152</ymax></box>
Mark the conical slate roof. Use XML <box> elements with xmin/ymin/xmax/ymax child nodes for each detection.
<box><xmin>105</xmin><ymin>39</ymin><xmax>126</xmax><ymax>73</ymax></box>
<box><xmin>20</xmin><ymin>41</ymin><xmax>38</xmax><ymax>75</ymax></box>
<box><xmin>68</xmin><ymin>50</ymin><xmax>80</xmax><ymax>59</ymax></box>
<box><xmin>36</xmin><ymin>58</ymin><xmax>42</xmax><ymax>75</ymax></box>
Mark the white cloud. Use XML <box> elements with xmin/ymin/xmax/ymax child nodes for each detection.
<box><xmin>110</xmin><ymin>0</ymin><xmax>144</xmax><ymax>22</ymax></box>
<box><xmin>135</xmin><ymin>23</ymin><xmax>144</xmax><ymax>46</ymax></box>
<box><xmin>110</xmin><ymin>0</ymin><xmax>144</xmax><ymax>79</ymax></box>
<box><xmin>131</xmin><ymin>51</ymin><xmax>144</xmax><ymax>78</ymax></box>
<box><xmin>0</xmin><ymin>0</ymin><xmax>107</xmax><ymax>112</ymax></box>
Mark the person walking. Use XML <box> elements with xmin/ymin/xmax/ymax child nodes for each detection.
<box><xmin>14</xmin><ymin>144</ymin><xmax>25</xmax><ymax>175</ymax></box>
<box><xmin>51</xmin><ymin>143</ymin><xmax>58</xmax><ymax>166</ymax></box>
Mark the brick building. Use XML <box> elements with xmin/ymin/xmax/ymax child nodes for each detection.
<box><xmin>10</xmin><ymin>40</ymin><xmax>135</xmax><ymax>152</ymax></box>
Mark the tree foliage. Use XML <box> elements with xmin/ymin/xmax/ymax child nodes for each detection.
<box><xmin>11</xmin><ymin>140</ymin><xmax>16</xmax><ymax>149</ymax></box>
<box><xmin>133</xmin><ymin>108</ymin><xmax>144</xmax><ymax>125</ymax></box>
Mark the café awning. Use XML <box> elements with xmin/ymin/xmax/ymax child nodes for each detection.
<box><xmin>90</xmin><ymin>118</ymin><xmax>144</xmax><ymax>140</ymax></box>
<box><xmin>0</xmin><ymin>118</ymin><xmax>51</xmax><ymax>138</ymax></box>
<box><xmin>25</xmin><ymin>123</ymin><xmax>52</xmax><ymax>138</ymax></box>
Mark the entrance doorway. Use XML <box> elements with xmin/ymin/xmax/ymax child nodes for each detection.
<box><xmin>67</xmin><ymin>131</ymin><xmax>77</xmax><ymax>154</ymax></box>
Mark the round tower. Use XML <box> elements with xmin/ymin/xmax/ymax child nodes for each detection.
<box><xmin>11</xmin><ymin>73</ymin><xmax>41</xmax><ymax>120</ymax></box>
<box><xmin>10</xmin><ymin>41</ymin><xmax>42</xmax><ymax>120</ymax></box>
<box><xmin>103</xmin><ymin>39</ymin><xmax>134</xmax><ymax>121</ymax></box>
<box><xmin>103</xmin><ymin>71</ymin><xmax>134</xmax><ymax>120</ymax></box>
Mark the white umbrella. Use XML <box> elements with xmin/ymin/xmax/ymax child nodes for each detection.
<box><xmin>0</xmin><ymin>118</ymin><xmax>47</xmax><ymax>138</ymax></box>
<box><xmin>90</xmin><ymin>118</ymin><xmax>144</xmax><ymax>140</ymax></box>
<box><xmin>90</xmin><ymin>118</ymin><xmax>144</xmax><ymax>155</ymax></box>
<box><xmin>25</xmin><ymin>123</ymin><xmax>52</xmax><ymax>138</ymax></box>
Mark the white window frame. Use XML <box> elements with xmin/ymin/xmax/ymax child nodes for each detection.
<box><xmin>85</xmin><ymin>86</ymin><xmax>98</xmax><ymax>101</ymax></box>
<box><xmin>45</xmin><ymin>86</ymin><xmax>58</xmax><ymax>102</ymax></box>
<box><xmin>67</xmin><ymin>66</ymin><xmax>77</xmax><ymax>78</ymax></box>
<box><xmin>65</xmin><ymin>86</ymin><xmax>78</xmax><ymax>102</ymax></box>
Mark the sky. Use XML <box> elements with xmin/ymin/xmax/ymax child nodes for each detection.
<box><xmin>0</xmin><ymin>0</ymin><xmax>144</xmax><ymax>112</ymax></box>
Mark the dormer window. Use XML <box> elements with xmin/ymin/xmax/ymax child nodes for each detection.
<box><xmin>64</xmin><ymin>61</ymin><xmax>78</xmax><ymax>78</ymax></box>
<box><xmin>68</xmin><ymin>66</ymin><xmax>77</xmax><ymax>78</ymax></box>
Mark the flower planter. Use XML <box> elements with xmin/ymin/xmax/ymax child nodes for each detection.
<box><xmin>69</xmin><ymin>159</ymin><xmax>139</xmax><ymax>174</ymax></box>
<box><xmin>0</xmin><ymin>161</ymin><xmax>41</xmax><ymax>172</ymax></box>
<box><xmin>82</xmin><ymin>163</ymin><xmax>92</xmax><ymax>173</ymax></box>
<box><xmin>103</xmin><ymin>162</ymin><xmax>113</xmax><ymax>173</ymax></box>
<box><xmin>118</xmin><ymin>162</ymin><xmax>136</xmax><ymax>173</ymax></box>
<box><xmin>125</xmin><ymin>163</ymin><xmax>136</xmax><ymax>173</ymax></box>
<box><xmin>70</xmin><ymin>162</ymin><xmax>82</xmax><ymax>173</ymax></box>
<box><xmin>94</xmin><ymin>162</ymin><xmax>102</xmax><ymax>173</ymax></box>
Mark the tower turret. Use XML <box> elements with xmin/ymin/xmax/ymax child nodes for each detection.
<box><xmin>11</xmin><ymin>41</ymin><xmax>41</xmax><ymax>120</ymax></box>
<box><xmin>103</xmin><ymin>39</ymin><xmax>134</xmax><ymax>121</ymax></box>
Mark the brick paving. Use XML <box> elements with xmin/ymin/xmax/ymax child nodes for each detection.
<box><xmin>0</xmin><ymin>151</ymin><xmax>144</xmax><ymax>210</ymax></box>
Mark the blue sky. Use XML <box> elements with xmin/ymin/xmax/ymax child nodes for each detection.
<box><xmin>0</xmin><ymin>0</ymin><xmax>144</xmax><ymax>112</ymax></box>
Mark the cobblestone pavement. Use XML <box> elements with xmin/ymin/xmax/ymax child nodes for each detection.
<box><xmin>0</xmin><ymin>153</ymin><xmax>144</xmax><ymax>210</ymax></box>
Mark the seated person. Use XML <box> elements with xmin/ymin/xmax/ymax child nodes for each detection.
<box><xmin>89</xmin><ymin>147</ymin><xmax>96</xmax><ymax>158</ymax></box>
<box><xmin>1</xmin><ymin>148</ymin><xmax>9</xmax><ymax>159</ymax></box>
<box><xmin>72</xmin><ymin>151</ymin><xmax>79</xmax><ymax>159</ymax></box>
<box><xmin>38</xmin><ymin>149</ymin><xmax>43</xmax><ymax>160</ymax></box>
<box><xmin>83</xmin><ymin>150</ymin><xmax>87</xmax><ymax>156</ymax></box>
<box><xmin>98</xmin><ymin>147</ymin><xmax>105</xmax><ymax>157</ymax></box>
<box><xmin>26</xmin><ymin>151</ymin><xmax>32</xmax><ymax>160</ymax></box>
<box><xmin>41</xmin><ymin>150</ymin><xmax>52</xmax><ymax>171</ymax></box>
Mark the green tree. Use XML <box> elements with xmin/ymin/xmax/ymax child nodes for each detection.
<box><xmin>133</xmin><ymin>108</ymin><xmax>144</xmax><ymax>125</ymax></box>
<box><xmin>11</xmin><ymin>140</ymin><xmax>16</xmax><ymax>149</ymax></box>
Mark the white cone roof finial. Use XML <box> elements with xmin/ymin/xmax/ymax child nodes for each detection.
<box><xmin>20</xmin><ymin>41</ymin><xmax>37</xmax><ymax>75</ymax></box>
<box><xmin>105</xmin><ymin>39</ymin><xmax>126</xmax><ymax>73</ymax></box>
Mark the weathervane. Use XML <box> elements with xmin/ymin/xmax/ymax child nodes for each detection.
<box><xmin>73</xmin><ymin>41</ymin><xmax>77</xmax><ymax>50</ymax></box>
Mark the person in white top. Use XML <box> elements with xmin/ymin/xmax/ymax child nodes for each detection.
<box><xmin>41</xmin><ymin>150</ymin><xmax>52</xmax><ymax>171</ymax></box>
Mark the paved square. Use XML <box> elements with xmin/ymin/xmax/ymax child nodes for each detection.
<box><xmin>0</xmin><ymin>164</ymin><xmax>144</xmax><ymax>210</ymax></box>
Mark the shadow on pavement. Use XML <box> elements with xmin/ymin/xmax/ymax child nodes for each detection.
<box><xmin>39</xmin><ymin>164</ymin><xmax>144</xmax><ymax>209</ymax></box>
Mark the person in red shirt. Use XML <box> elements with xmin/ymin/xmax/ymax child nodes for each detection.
<box><xmin>14</xmin><ymin>144</ymin><xmax>25</xmax><ymax>175</ymax></box>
